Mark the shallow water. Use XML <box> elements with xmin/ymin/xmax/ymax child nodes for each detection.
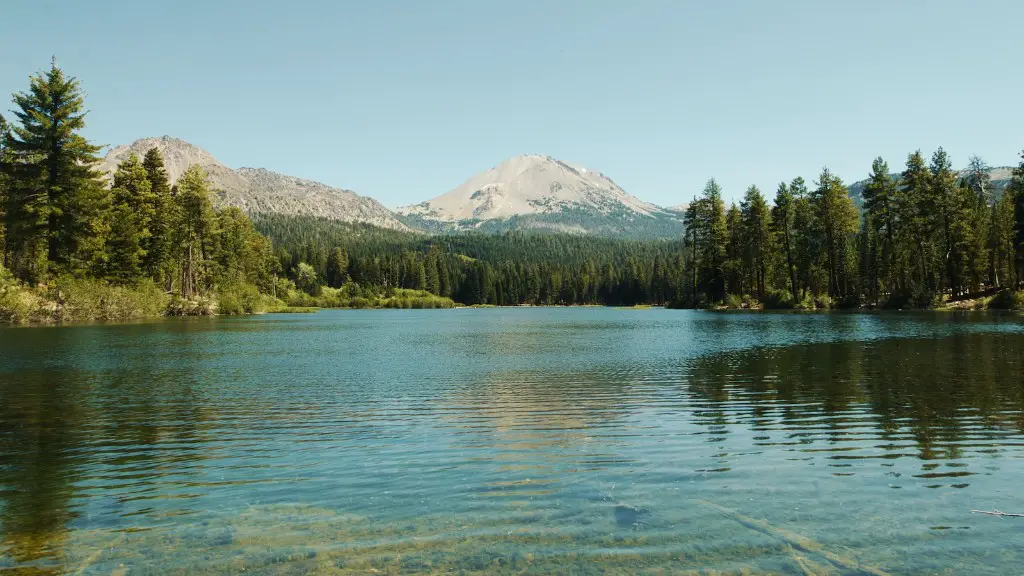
<box><xmin>2</xmin><ymin>309</ymin><xmax>1024</xmax><ymax>574</ymax></box>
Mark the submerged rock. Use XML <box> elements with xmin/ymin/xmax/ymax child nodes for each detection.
<box><xmin>614</xmin><ymin>504</ymin><xmax>650</xmax><ymax>529</ymax></box>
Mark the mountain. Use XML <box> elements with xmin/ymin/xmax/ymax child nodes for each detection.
<box><xmin>396</xmin><ymin>154</ymin><xmax>685</xmax><ymax>239</ymax></box>
<box><xmin>847</xmin><ymin>166</ymin><xmax>1014</xmax><ymax>208</ymax></box>
<box><xmin>100</xmin><ymin>136</ymin><xmax>410</xmax><ymax>231</ymax></box>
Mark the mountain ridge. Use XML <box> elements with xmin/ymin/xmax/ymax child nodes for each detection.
<box><xmin>99</xmin><ymin>136</ymin><xmax>411</xmax><ymax>231</ymax></box>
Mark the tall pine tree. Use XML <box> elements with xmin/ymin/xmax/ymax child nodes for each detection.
<box><xmin>6</xmin><ymin>59</ymin><xmax>107</xmax><ymax>281</ymax></box>
<box><xmin>142</xmin><ymin>148</ymin><xmax>174</xmax><ymax>283</ymax></box>
<box><xmin>105</xmin><ymin>154</ymin><xmax>154</xmax><ymax>283</ymax></box>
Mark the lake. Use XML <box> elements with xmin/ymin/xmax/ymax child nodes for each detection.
<box><xmin>2</xmin><ymin>308</ymin><xmax>1024</xmax><ymax>575</ymax></box>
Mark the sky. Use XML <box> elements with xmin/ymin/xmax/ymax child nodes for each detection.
<box><xmin>2</xmin><ymin>0</ymin><xmax>1022</xmax><ymax>207</ymax></box>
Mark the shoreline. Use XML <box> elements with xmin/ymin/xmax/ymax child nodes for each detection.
<box><xmin>7</xmin><ymin>302</ymin><xmax>1021</xmax><ymax>329</ymax></box>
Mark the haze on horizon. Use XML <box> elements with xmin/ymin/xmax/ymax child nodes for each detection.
<box><xmin>2</xmin><ymin>0</ymin><xmax>1022</xmax><ymax>206</ymax></box>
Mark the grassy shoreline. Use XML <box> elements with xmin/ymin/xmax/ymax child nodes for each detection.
<box><xmin>667</xmin><ymin>289</ymin><xmax>1024</xmax><ymax>312</ymax></box>
<box><xmin>6</xmin><ymin>270</ymin><xmax>1021</xmax><ymax>326</ymax></box>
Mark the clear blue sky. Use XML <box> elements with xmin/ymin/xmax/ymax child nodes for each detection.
<box><xmin>2</xmin><ymin>0</ymin><xmax>1022</xmax><ymax>206</ymax></box>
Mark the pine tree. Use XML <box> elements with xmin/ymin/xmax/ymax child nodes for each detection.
<box><xmin>740</xmin><ymin>185</ymin><xmax>772</xmax><ymax>298</ymax></box>
<box><xmin>699</xmin><ymin>179</ymin><xmax>728</xmax><ymax>303</ymax></box>
<box><xmin>930</xmin><ymin>148</ymin><xmax>960</xmax><ymax>294</ymax></box>
<box><xmin>789</xmin><ymin>177</ymin><xmax>818</xmax><ymax>299</ymax></box>
<box><xmin>900</xmin><ymin>151</ymin><xmax>933</xmax><ymax>293</ymax></box>
<box><xmin>142</xmin><ymin>148</ymin><xmax>174</xmax><ymax>283</ymax></box>
<box><xmin>961</xmin><ymin>156</ymin><xmax>991</xmax><ymax>289</ymax></box>
<box><xmin>0</xmin><ymin>114</ymin><xmax>9</xmax><ymax>265</ymax></box>
<box><xmin>5</xmin><ymin>59</ymin><xmax>107</xmax><ymax>281</ymax></box>
<box><xmin>326</xmin><ymin>247</ymin><xmax>349</xmax><ymax>288</ymax></box>
<box><xmin>1009</xmin><ymin>151</ymin><xmax>1024</xmax><ymax>287</ymax></box>
<box><xmin>990</xmin><ymin>191</ymin><xmax>1016</xmax><ymax>289</ymax></box>
<box><xmin>682</xmin><ymin>198</ymin><xmax>699</xmax><ymax>304</ymax></box>
<box><xmin>174</xmin><ymin>165</ymin><xmax>216</xmax><ymax>298</ymax></box>
<box><xmin>105</xmin><ymin>154</ymin><xmax>154</xmax><ymax>283</ymax></box>
<box><xmin>724</xmin><ymin>203</ymin><xmax>743</xmax><ymax>296</ymax></box>
<box><xmin>861</xmin><ymin>158</ymin><xmax>899</xmax><ymax>295</ymax></box>
<box><xmin>771</xmin><ymin>182</ymin><xmax>799</xmax><ymax>303</ymax></box>
<box><xmin>812</xmin><ymin>168</ymin><xmax>859</xmax><ymax>300</ymax></box>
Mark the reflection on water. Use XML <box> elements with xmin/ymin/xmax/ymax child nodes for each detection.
<box><xmin>1</xmin><ymin>310</ymin><xmax>1023</xmax><ymax>574</ymax></box>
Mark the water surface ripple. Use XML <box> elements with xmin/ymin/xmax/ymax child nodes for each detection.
<box><xmin>2</xmin><ymin>309</ymin><xmax>1024</xmax><ymax>574</ymax></box>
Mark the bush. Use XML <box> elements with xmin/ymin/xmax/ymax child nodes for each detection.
<box><xmin>0</xmin><ymin>266</ymin><xmax>51</xmax><ymax>323</ymax></box>
<box><xmin>217</xmin><ymin>282</ymin><xmax>271</xmax><ymax>315</ymax></box>
<box><xmin>166</xmin><ymin>295</ymin><xmax>217</xmax><ymax>316</ymax></box>
<box><xmin>724</xmin><ymin>294</ymin><xmax>743</xmax><ymax>309</ymax></box>
<box><xmin>884</xmin><ymin>285</ymin><xmax>938</xmax><ymax>309</ymax></box>
<box><xmin>761</xmin><ymin>289</ymin><xmax>795</xmax><ymax>310</ymax></box>
<box><xmin>52</xmin><ymin>277</ymin><xmax>170</xmax><ymax>322</ymax></box>
<box><xmin>987</xmin><ymin>290</ymin><xmax>1024</xmax><ymax>310</ymax></box>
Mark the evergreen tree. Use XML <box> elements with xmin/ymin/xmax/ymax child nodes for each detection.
<box><xmin>740</xmin><ymin>185</ymin><xmax>772</xmax><ymax>298</ymax></box>
<box><xmin>698</xmin><ymin>179</ymin><xmax>728</xmax><ymax>303</ymax></box>
<box><xmin>174</xmin><ymin>165</ymin><xmax>216</xmax><ymax>298</ymax></box>
<box><xmin>0</xmin><ymin>114</ymin><xmax>9</xmax><ymax>264</ymax></box>
<box><xmin>861</xmin><ymin>158</ymin><xmax>899</xmax><ymax>295</ymax></box>
<box><xmin>5</xmin><ymin>59</ymin><xmax>107</xmax><ymax>281</ymax></box>
<box><xmin>682</xmin><ymin>198</ymin><xmax>699</xmax><ymax>303</ymax></box>
<box><xmin>930</xmin><ymin>148</ymin><xmax>960</xmax><ymax>294</ymax></box>
<box><xmin>771</xmin><ymin>182</ymin><xmax>799</xmax><ymax>303</ymax></box>
<box><xmin>990</xmin><ymin>190</ymin><xmax>1016</xmax><ymax>289</ymax></box>
<box><xmin>326</xmin><ymin>247</ymin><xmax>349</xmax><ymax>288</ymax></box>
<box><xmin>105</xmin><ymin>154</ymin><xmax>154</xmax><ymax>283</ymax></box>
<box><xmin>790</xmin><ymin>177</ymin><xmax>820</xmax><ymax>298</ymax></box>
<box><xmin>811</xmin><ymin>168</ymin><xmax>858</xmax><ymax>300</ymax></box>
<box><xmin>1009</xmin><ymin>151</ymin><xmax>1024</xmax><ymax>287</ymax></box>
<box><xmin>962</xmin><ymin>156</ymin><xmax>992</xmax><ymax>289</ymax></box>
<box><xmin>724</xmin><ymin>203</ymin><xmax>743</xmax><ymax>296</ymax></box>
<box><xmin>900</xmin><ymin>151</ymin><xmax>933</xmax><ymax>292</ymax></box>
<box><xmin>142</xmin><ymin>148</ymin><xmax>174</xmax><ymax>283</ymax></box>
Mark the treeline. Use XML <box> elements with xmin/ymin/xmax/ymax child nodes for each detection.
<box><xmin>681</xmin><ymin>151</ymin><xmax>1024</xmax><ymax>309</ymax></box>
<box><xmin>253</xmin><ymin>214</ymin><xmax>688</xmax><ymax>306</ymax></box>
<box><xmin>0</xmin><ymin>61</ymin><xmax>278</xmax><ymax>320</ymax></box>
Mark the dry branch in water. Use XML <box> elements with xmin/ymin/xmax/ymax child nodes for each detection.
<box><xmin>972</xmin><ymin>509</ymin><xmax>1024</xmax><ymax>518</ymax></box>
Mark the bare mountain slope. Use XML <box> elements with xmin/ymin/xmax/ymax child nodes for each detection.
<box><xmin>100</xmin><ymin>136</ymin><xmax>409</xmax><ymax>231</ymax></box>
<box><xmin>397</xmin><ymin>154</ymin><xmax>684</xmax><ymax>238</ymax></box>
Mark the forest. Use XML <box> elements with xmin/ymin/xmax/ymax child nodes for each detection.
<box><xmin>3</xmin><ymin>61</ymin><xmax>1024</xmax><ymax>323</ymax></box>
<box><xmin>257</xmin><ymin>155</ymin><xmax>1024</xmax><ymax>310</ymax></box>
<box><xmin>679</xmin><ymin>155</ymin><xmax>1024</xmax><ymax>309</ymax></box>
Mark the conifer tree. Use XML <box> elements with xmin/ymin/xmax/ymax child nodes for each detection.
<box><xmin>699</xmin><ymin>179</ymin><xmax>728</xmax><ymax>303</ymax></box>
<box><xmin>861</xmin><ymin>158</ymin><xmax>899</xmax><ymax>294</ymax></box>
<box><xmin>5</xmin><ymin>59</ymin><xmax>107</xmax><ymax>281</ymax></box>
<box><xmin>142</xmin><ymin>148</ymin><xmax>174</xmax><ymax>283</ymax></box>
<box><xmin>326</xmin><ymin>247</ymin><xmax>349</xmax><ymax>288</ymax></box>
<box><xmin>105</xmin><ymin>154</ymin><xmax>154</xmax><ymax>283</ymax></box>
<box><xmin>961</xmin><ymin>156</ymin><xmax>992</xmax><ymax>290</ymax></box>
<box><xmin>812</xmin><ymin>168</ymin><xmax>858</xmax><ymax>299</ymax></box>
<box><xmin>0</xmin><ymin>114</ymin><xmax>9</xmax><ymax>264</ymax></box>
<box><xmin>174</xmin><ymin>165</ymin><xmax>216</xmax><ymax>298</ymax></box>
<box><xmin>900</xmin><ymin>151</ymin><xmax>933</xmax><ymax>292</ymax></box>
<box><xmin>771</xmin><ymin>182</ymin><xmax>799</xmax><ymax>303</ymax></box>
<box><xmin>930</xmin><ymin>148</ymin><xmax>960</xmax><ymax>293</ymax></box>
<box><xmin>740</xmin><ymin>185</ymin><xmax>772</xmax><ymax>298</ymax></box>
<box><xmin>1009</xmin><ymin>151</ymin><xmax>1024</xmax><ymax>287</ymax></box>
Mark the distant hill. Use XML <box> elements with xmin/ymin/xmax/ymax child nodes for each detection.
<box><xmin>846</xmin><ymin>166</ymin><xmax>1014</xmax><ymax>208</ymax></box>
<box><xmin>397</xmin><ymin>154</ymin><xmax>685</xmax><ymax>239</ymax></box>
<box><xmin>100</xmin><ymin>136</ymin><xmax>410</xmax><ymax>231</ymax></box>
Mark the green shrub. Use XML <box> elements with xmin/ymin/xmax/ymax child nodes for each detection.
<box><xmin>884</xmin><ymin>285</ymin><xmax>937</xmax><ymax>309</ymax></box>
<box><xmin>0</xmin><ymin>266</ymin><xmax>51</xmax><ymax>323</ymax></box>
<box><xmin>52</xmin><ymin>277</ymin><xmax>169</xmax><ymax>322</ymax></box>
<box><xmin>987</xmin><ymin>290</ymin><xmax>1024</xmax><ymax>310</ymax></box>
<box><xmin>217</xmin><ymin>282</ymin><xmax>270</xmax><ymax>315</ymax></box>
<box><xmin>166</xmin><ymin>295</ymin><xmax>217</xmax><ymax>316</ymax></box>
<box><xmin>761</xmin><ymin>289</ymin><xmax>795</xmax><ymax>310</ymax></box>
<box><xmin>724</xmin><ymin>294</ymin><xmax>743</xmax><ymax>309</ymax></box>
